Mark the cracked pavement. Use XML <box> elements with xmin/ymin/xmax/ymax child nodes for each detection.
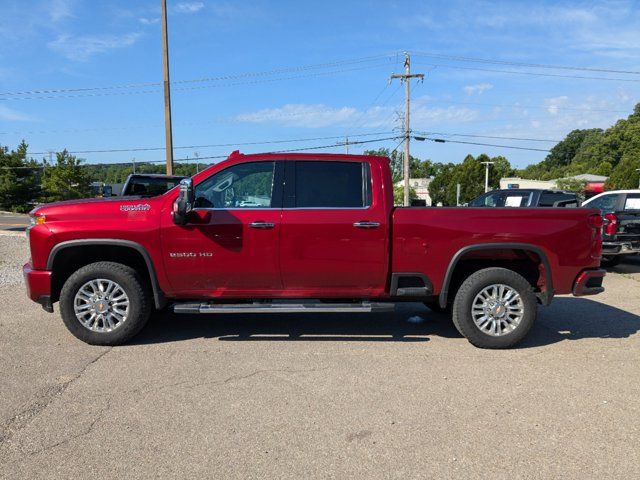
<box><xmin>1</xmin><ymin>235</ymin><xmax>640</xmax><ymax>479</ymax></box>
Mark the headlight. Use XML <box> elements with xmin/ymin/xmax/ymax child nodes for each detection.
<box><xmin>29</xmin><ymin>214</ymin><xmax>46</xmax><ymax>226</ymax></box>
<box><xmin>26</xmin><ymin>214</ymin><xmax>46</xmax><ymax>239</ymax></box>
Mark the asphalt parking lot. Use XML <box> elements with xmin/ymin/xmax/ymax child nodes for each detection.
<box><xmin>1</xmin><ymin>233</ymin><xmax>639</xmax><ymax>479</ymax></box>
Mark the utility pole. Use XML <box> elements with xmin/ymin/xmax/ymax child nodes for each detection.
<box><xmin>132</xmin><ymin>157</ymin><xmax>136</xmax><ymax>174</ymax></box>
<box><xmin>636</xmin><ymin>168</ymin><xmax>640</xmax><ymax>189</ymax></box>
<box><xmin>336</xmin><ymin>136</ymin><xmax>351</xmax><ymax>154</ymax></box>
<box><xmin>390</xmin><ymin>53</ymin><xmax>424</xmax><ymax>206</ymax></box>
<box><xmin>481</xmin><ymin>161</ymin><xmax>494</xmax><ymax>193</ymax></box>
<box><xmin>161</xmin><ymin>0</ymin><xmax>174</xmax><ymax>175</ymax></box>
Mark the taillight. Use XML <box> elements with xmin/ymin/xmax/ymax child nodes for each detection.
<box><xmin>604</xmin><ymin>213</ymin><xmax>618</xmax><ymax>236</ymax></box>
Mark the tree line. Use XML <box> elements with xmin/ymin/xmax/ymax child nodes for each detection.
<box><xmin>1</xmin><ymin>102</ymin><xmax>639</xmax><ymax>212</ymax></box>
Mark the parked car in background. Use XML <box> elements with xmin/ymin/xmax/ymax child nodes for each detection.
<box><xmin>469</xmin><ymin>189</ymin><xmax>580</xmax><ymax>208</ymax></box>
<box><xmin>121</xmin><ymin>174</ymin><xmax>186</xmax><ymax>198</ymax></box>
<box><xmin>582</xmin><ymin>190</ymin><xmax>640</xmax><ymax>267</ymax></box>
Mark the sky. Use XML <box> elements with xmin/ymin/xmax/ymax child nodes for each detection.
<box><xmin>1</xmin><ymin>0</ymin><xmax>640</xmax><ymax>168</ymax></box>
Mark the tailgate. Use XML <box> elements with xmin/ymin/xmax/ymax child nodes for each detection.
<box><xmin>618</xmin><ymin>212</ymin><xmax>640</xmax><ymax>246</ymax></box>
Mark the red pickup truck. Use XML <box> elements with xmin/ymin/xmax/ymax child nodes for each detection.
<box><xmin>23</xmin><ymin>151</ymin><xmax>606</xmax><ymax>348</ymax></box>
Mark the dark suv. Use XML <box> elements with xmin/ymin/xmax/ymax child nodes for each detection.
<box><xmin>469</xmin><ymin>189</ymin><xmax>580</xmax><ymax>208</ymax></box>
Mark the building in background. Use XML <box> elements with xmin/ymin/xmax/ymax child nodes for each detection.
<box><xmin>395</xmin><ymin>177</ymin><xmax>434</xmax><ymax>206</ymax></box>
<box><xmin>500</xmin><ymin>174</ymin><xmax>607</xmax><ymax>198</ymax></box>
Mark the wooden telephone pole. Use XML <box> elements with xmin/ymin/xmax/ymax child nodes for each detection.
<box><xmin>390</xmin><ymin>53</ymin><xmax>424</xmax><ymax>206</ymax></box>
<box><xmin>161</xmin><ymin>0</ymin><xmax>174</xmax><ymax>175</ymax></box>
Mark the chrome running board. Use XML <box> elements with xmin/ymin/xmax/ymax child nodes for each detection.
<box><xmin>173</xmin><ymin>301</ymin><xmax>395</xmax><ymax>314</ymax></box>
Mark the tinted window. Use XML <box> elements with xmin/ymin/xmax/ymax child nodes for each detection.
<box><xmin>624</xmin><ymin>193</ymin><xmax>640</xmax><ymax>211</ymax></box>
<box><xmin>539</xmin><ymin>192</ymin><xmax>577</xmax><ymax>207</ymax></box>
<box><xmin>194</xmin><ymin>161</ymin><xmax>275</xmax><ymax>208</ymax></box>
<box><xmin>470</xmin><ymin>191</ymin><xmax>530</xmax><ymax>207</ymax></box>
<box><xmin>470</xmin><ymin>191</ymin><xmax>501</xmax><ymax>207</ymax></box>
<box><xmin>124</xmin><ymin>177</ymin><xmax>183</xmax><ymax>197</ymax></box>
<box><xmin>294</xmin><ymin>161</ymin><xmax>369</xmax><ymax>208</ymax></box>
<box><xmin>585</xmin><ymin>194</ymin><xmax>618</xmax><ymax>212</ymax></box>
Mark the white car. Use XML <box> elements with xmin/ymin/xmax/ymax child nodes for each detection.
<box><xmin>582</xmin><ymin>190</ymin><xmax>640</xmax><ymax>266</ymax></box>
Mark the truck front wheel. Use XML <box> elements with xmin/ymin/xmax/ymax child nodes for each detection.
<box><xmin>59</xmin><ymin>262</ymin><xmax>152</xmax><ymax>345</ymax></box>
<box><xmin>452</xmin><ymin>267</ymin><xmax>536</xmax><ymax>349</ymax></box>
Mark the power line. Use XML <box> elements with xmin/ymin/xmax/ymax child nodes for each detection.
<box><xmin>413</xmin><ymin>52</ymin><xmax>640</xmax><ymax>75</ymax></box>
<box><xmin>0</xmin><ymin>63</ymin><xmax>394</xmax><ymax>101</ymax></box>
<box><xmin>413</xmin><ymin>61</ymin><xmax>640</xmax><ymax>83</ymax></box>
<box><xmin>26</xmin><ymin>131</ymin><xmax>397</xmax><ymax>156</ymax></box>
<box><xmin>415</xmin><ymin>131</ymin><xmax>561</xmax><ymax>143</ymax></box>
<box><xmin>418</xmin><ymin>99</ymin><xmax>633</xmax><ymax>114</ymax></box>
<box><xmin>0</xmin><ymin>54</ymin><xmax>396</xmax><ymax>99</ymax></box>
<box><xmin>6</xmin><ymin>135</ymin><xmax>400</xmax><ymax>168</ymax></box>
<box><xmin>414</xmin><ymin>136</ymin><xmax>551</xmax><ymax>152</ymax></box>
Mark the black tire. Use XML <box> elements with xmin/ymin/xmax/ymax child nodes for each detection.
<box><xmin>600</xmin><ymin>255</ymin><xmax>621</xmax><ymax>268</ymax></box>
<box><xmin>59</xmin><ymin>262</ymin><xmax>152</xmax><ymax>346</ymax></box>
<box><xmin>452</xmin><ymin>267</ymin><xmax>537</xmax><ymax>349</ymax></box>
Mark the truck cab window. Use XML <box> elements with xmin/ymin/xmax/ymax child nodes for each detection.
<box><xmin>194</xmin><ymin>161</ymin><xmax>275</xmax><ymax>208</ymax></box>
<box><xmin>587</xmin><ymin>194</ymin><xmax>618</xmax><ymax>212</ymax></box>
<box><xmin>294</xmin><ymin>161</ymin><xmax>370</xmax><ymax>208</ymax></box>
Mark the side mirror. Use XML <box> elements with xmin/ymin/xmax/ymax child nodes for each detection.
<box><xmin>172</xmin><ymin>178</ymin><xmax>194</xmax><ymax>225</ymax></box>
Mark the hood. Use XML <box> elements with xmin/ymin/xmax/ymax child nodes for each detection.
<box><xmin>32</xmin><ymin>195</ymin><xmax>169</xmax><ymax>221</ymax></box>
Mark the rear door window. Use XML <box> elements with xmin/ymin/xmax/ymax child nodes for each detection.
<box><xmin>503</xmin><ymin>193</ymin><xmax>530</xmax><ymax>207</ymax></box>
<box><xmin>293</xmin><ymin>161</ymin><xmax>370</xmax><ymax>208</ymax></box>
<box><xmin>624</xmin><ymin>193</ymin><xmax>640</xmax><ymax>211</ymax></box>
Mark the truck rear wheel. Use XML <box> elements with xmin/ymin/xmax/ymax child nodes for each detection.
<box><xmin>452</xmin><ymin>267</ymin><xmax>536</xmax><ymax>349</ymax></box>
<box><xmin>59</xmin><ymin>262</ymin><xmax>151</xmax><ymax>346</ymax></box>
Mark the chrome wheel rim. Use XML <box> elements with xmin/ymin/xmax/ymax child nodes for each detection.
<box><xmin>471</xmin><ymin>284</ymin><xmax>524</xmax><ymax>336</ymax></box>
<box><xmin>73</xmin><ymin>279</ymin><xmax>129</xmax><ymax>333</ymax></box>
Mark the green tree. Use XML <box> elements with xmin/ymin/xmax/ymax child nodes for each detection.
<box><xmin>0</xmin><ymin>141</ymin><xmax>41</xmax><ymax>213</ymax></box>
<box><xmin>606</xmin><ymin>152</ymin><xmax>640</xmax><ymax>190</ymax></box>
<box><xmin>427</xmin><ymin>163</ymin><xmax>456</xmax><ymax>206</ymax></box>
<box><xmin>393</xmin><ymin>184</ymin><xmax>418</xmax><ymax>205</ymax></box>
<box><xmin>42</xmin><ymin>150</ymin><xmax>91</xmax><ymax>202</ymax></box>
<box><xmin>555</xmin><ymin>177</ymin><xmax>587</xmax><ymax>193</ymax></box>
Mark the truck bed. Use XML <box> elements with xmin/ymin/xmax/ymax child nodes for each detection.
<box><xmin>392</xmin><ymin>207</ymin><xmax>602</xmax><ymax>296</ymax></box>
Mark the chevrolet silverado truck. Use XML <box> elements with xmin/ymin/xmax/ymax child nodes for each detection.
<box><xmin>23</xmin><ymin>151</ymin><xmax>606</xmax><ymax>349</ymax></box>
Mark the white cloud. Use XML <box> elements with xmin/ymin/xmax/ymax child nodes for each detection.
<box><xmin>236</xmin><ymin>99</ymin><xmax>481</xmax><ymax>130</ymax></box>
<box><xmin>0</xmin><ymin>105</ymin><xmax>33</xmax><ymax>122</ymax></box>
<box><xmin>463</xmin><ymin>83</ymin><xmax>493</xmax><ymax>95</ymax></box>
<box><xmin>139</xmin><ymin>17</ymin><xmax>160</xmax><ymax>25</ymax></box>
<box><xmin>174</xmin><ymin>2</ymin><xmax>205</xmax><ymax>14</ymax></box>
<box><xmin>47</xmin><ymin>32</ymin><xmax>143</xmax><ymax>61</ymax></box>
<box><xmin>544</xmin><ymin>96</ymin><xmax>569</xmax><ymax>115</ymax></box>
<box><xmin>236</xmin><ymin>104</ymin><xmax>358</xmax><ymax>128</ymax></box>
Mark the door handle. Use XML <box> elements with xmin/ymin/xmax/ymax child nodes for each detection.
<box><xmin>249</xmin><ymin>221</ymin><xmax>275</xmax><ymax>229</ymax></box>
<box><xmin>353</xmin><ymin>221</ymin><xmax>380</xmax><ymax>229</ymax></box>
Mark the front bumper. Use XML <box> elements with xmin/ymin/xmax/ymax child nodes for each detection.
<box><xmin>602</xmin><ymin>241</ymin><xmax>640</xmax><ymax>256</ymax></box>
<box><xmin>572</xmin><ymin>269</ymin><xmax>606</xmax><ymax>296</ymax></box>
<box><xmin>23</xmin><ymin>263</ymin><xmax>53</xmax><ymax>312</ymax></box>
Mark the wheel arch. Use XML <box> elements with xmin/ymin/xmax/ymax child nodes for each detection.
<box><xmin>47</xmin><ymin>239</ymin><xmax>167</xmax><ymax>310</ymax></box>
<box><xmin>438</xmin><ymin>243</ymin><xmax>554</xmax><ymax>309</ymax></box>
